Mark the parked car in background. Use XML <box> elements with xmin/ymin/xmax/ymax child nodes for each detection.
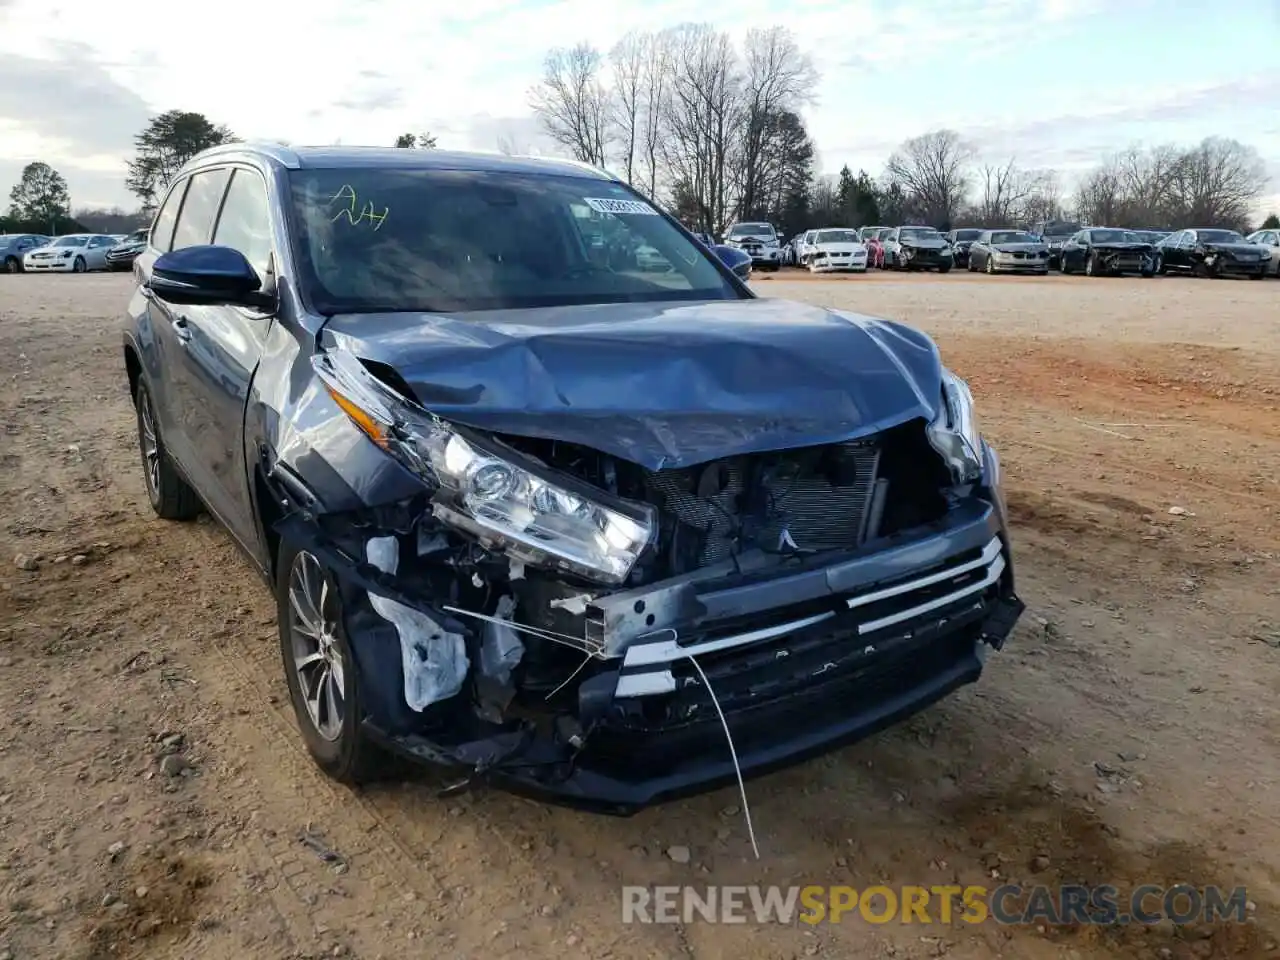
<box><xmin>122</xmin><ymin>142</ymin><xmax>1021</xmax><ymax>810</ymax></box>
<box><xmin>1</xmin><ymin>233</ymin><xmax>51</xmax><ymax>273</ymax></box>
<box><xmin>945</xmin><ymin>229</ymin><xmax>983</xmax><ymax>269</ymax></box>
<box><xmin>1156</xmin><ymin>228</ymin><xmax>1269</xmax><ymax>279</ymax></box>
<box><xmin>722</xmin><ymin>221</ymin><xmax>781</xmax><ymax>271</ymax></box>
<box><xmin>691</xmin><ymin>231</ymin><xmax>715</xmax><ymax>247</ymax></box>
<box><xmin>966</xmin><ymin>230</ymin><xmax>1050</xmax><ymax>275</ymax></box>
<box><xmin>106</xmin><ymin>229</ymin><xmax>150</xmax><ymax>272</ymax></box>
<box><xmin>794</xmin><ymin>229</ymin><xmax>818</xmax><ymax>266</ymax></box>
<box><xmin>22</xmin><ymin>234</ymin><xmax>118</xmax><ymax>273</ymax></box>
<box><xmin>865</xmin><ymin>228</ymin><xmax>893</xmax><ymax>269</ymax></box>
<box><xmin>858</xmin><ymin>225</ymin><xmax>889</xmax><ymax>243</ymax></box>
<box><xmin>1059</xmin><ymin>228</ymin><xmax>1155</xmax><ymax>277</ymax></box>
<box><xmin>883</xmin><ymin>226</ymin><xmax>954</xmax><ymax>272</ymax></box>
<box><xmin>1245</xmin><ymin>228</ymin><xmax>1280</xmax><ymax>276</ymax></box>
<box><xmin>1030</xmin><ymin>219</ymin><xmax>1081</xmax><ymax>269</ymax></box>
<box><xmin>805</xmin><ymin>228</ymin><xmax>869</xmax><ymax>273</ymax></box>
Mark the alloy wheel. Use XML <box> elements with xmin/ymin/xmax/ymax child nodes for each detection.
<box><xmin>287</xmin><ymin>551</ymin><xmax>346</xmax><ymax>742</ymax></box>
<box><xmin>138</xmin><ymin>390</ymin><xmax>161</xmax><ymax>501</ymax></box>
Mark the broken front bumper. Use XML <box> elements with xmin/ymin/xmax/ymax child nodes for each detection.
<box><xmin>298</xmin><ymin>482</ymin><xmax>1021</xmax><ymax>813</ymax></box>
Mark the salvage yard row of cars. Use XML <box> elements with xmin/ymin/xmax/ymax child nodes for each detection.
<box><xmin>0</xmin><ymin>228</ymin><xmax>162</xmax><ymax>274</ymax></box>
<box><xmin>766</xmin><ymin>222</ymin><xmax>1280</xmax><ymax>278</ymax></box>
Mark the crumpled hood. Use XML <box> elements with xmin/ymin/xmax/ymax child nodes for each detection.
<box><xmin>320</xmin><ymin>299</ymin><xmax>944</xmax><ymax>470</ymax></box>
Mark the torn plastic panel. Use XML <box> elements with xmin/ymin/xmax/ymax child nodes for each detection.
<box><xmin>365</xmin><ymin>535</ymin><xmax>469</xmax><ymax>710</ymax></box>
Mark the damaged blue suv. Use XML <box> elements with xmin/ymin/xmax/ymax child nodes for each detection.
<box><xmin>122</xmin><ymin>144</ymin><xmax>1023</xmax><ymax>813</ymax></box>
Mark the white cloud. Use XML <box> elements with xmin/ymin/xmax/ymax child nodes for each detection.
<box><xmin>0</xmin><ymin>0</ymin><xmax>1273</xmax><ymax>219</ymax></box>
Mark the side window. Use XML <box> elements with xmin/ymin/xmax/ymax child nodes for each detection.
<box><xmin>213</xmin><ymin>169</ymin><xmax>274</xmax><ymax>280</ymax></box>
<box><xmin>150</xmin><ymin>180</ymin><xmax>187</xmax><ymax>252</ymax></box>
<box><xmin>171</xmin><ymin>169</ymin><xmax>232</xmax><ymax>251</ymax></box>
<box><xmin>89</xmin><ymin>236</ymin><xmax>113</xmax><ymax>249</ymax></box>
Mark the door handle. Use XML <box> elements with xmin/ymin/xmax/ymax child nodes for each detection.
<box><xmin>172</xmin><ymin>316</ymin><xmax>192</xmax><ymax>343</ymax></box>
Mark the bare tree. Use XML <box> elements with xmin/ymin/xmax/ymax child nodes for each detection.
<box><xmin>1072</xmin><ymin>159</ymin><xmax>1125</xmax><ymax>225</ymax></box>
<box><xmin>1020</xmin><ymin>170</ymin><xmax>1065</xmax><ymax>225</ymax></box>
<box><xmin>658</xmin><ymin>24</ymin><xmax>742</xmax><ymax>233</ymax></box>
<box><xmin>734</xmin><ymin>26</ymin><xmax>816</xmax><ymax>219</ymax></box>
<box><xmin>1113</xmin><ymin>144</ymin><xmax>1181</xmax><ymax>225</ymax></box>
<box><xmin>884</xmin><ymin>130</ymin><xmax>973</xmax><ymax>225</ymax></box>
<box><xmin>974</xmin><ymin>159</ymin><xmax>1035</xmax><ymax>225</ymax></box>
<box><xmin>609</xmin><ymin>32</ymin><xmax>646</xmax><ymax>184</ymax></box>
<box><xmin>638</xmin><ymin>31</ymin><xmax>672</xmax><ymax>199</ymax></box>
<box><xmin>1169</xmin><ymin>137</ymin><xmax>1268</xmax><ymax>230</ymax></box>
<box><xmin>529</xmin><ymin>43</ymin><xmax>610</xmax><ymax>167</ymax></box>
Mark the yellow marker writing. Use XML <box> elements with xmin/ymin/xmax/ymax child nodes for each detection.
<box><xmin>327</xmin><ymin>184</ymin><xmax>389</xmax><ymax>231</ymax></box>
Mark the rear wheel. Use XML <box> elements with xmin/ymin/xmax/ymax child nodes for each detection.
<box><xmin>278</xmin><ymin>544</ymin><xmax>385</xmax><ymax>784</ymax></box>
<box><xmin>3</xmin><ymin>256</ymin><xmax>19</xmax><ymax>274</ymax></box>
<box><xmin>134</xmin><ymin>380</ymin><xmax>201</xmax><ymax>520</ymax></box>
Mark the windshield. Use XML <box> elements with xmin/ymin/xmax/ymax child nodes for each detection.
<box><xmin>990</xmin><ymin>231</ymin><xmax>1038</xmax><ymax>244</ymax></box>
<box><xmin>815</xmin><ymin>229</ymin><xmax>859</xmax><ymax>244</ymax></box>
<box><xmin>52</xmin><ymin>236</ymin><xmax>88</xmax><ymax>248</ymax></box>
<box><xmin>899</xmin><ymin>227</ymin><xmax>940</xmax><ymax>240</ymax></box>
<box><xmin>1041</xmin><ymin>222</ymin><xmax>1080</xmax><ymax>237</ymax></box>
<box><xmin>287</xmin><ymin>169</ymin><xmax>741</xmax><ymax>314</ymax></box>
<box><xmin>726</xmin><ymin>222</ymin><xmax>776</xmax><ymax>239</ymax></box>
<box><xmin>953</xmin><ymin>229</ymin><xmax>982</xmax><ymax>241</ymax></box>
<box><xmin>1196</xmin><ymin>229</ymin><xmax>1244</xmax><ymax>244</ymax></box>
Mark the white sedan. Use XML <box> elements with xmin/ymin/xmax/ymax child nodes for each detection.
<box><xmin>1245</xmin><ymin>229</ymin><xmax>1280</xmax><ymax>276</ymax></box>
<box><xmin>806</xmin><ymin>228</ymin><xmax>869</xmax><ymax>273</ymax></box>
<box><xmin>22</xmin><ymin>234</ymin><xmax>118</xmax><ymax>273</ymax></box>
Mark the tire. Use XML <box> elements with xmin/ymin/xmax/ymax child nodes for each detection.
<box><xmin>3</xmin><ymin>256</ymin><xmax>19</xmax><ymax>274</ymax></box>
<box><xmin>937</xmin><ymin>263</ymin><xmax>951</xmax><ymax>274</ymax></box>
<box><xmin>1085</xmin><ymin>252</ymin><xmax>1098</xmax><ymax>277</ymax></box>
<box><xmin>73</xmin><ymin>256</ymin><xmax>86</xmax><ymax>273</ymax></box>
<box><xmin>1060</xmin><ymin>254</ymin><xmax>1071</xmax><ymax>274</ymax></box>
<box><xmin>277</xmin><ymin>543</ymin><xmax>385</xmax><ymax>784</ymax></box>
<box><xmin>134</xmin><ymin>380</ymin><xmax>202</xmax><ymax>521</ymax></box>
<box><xmin>967</xmin><ymin>256</ymin><xmax>976</xmax><ymax>272</ymax></box>
<box><xmin>1155</xmin><ymin>255</ymin><xmax>1166</xmax><ymax>275</ymax></box>
<box><xmin>985</xmin><ymin>254</ymin><xmax>995</xmax><ymax>275</ymax></box>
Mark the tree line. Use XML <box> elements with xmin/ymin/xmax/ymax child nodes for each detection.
<box><xmin>527</xmin><ymin>24</ymin><xmax>1273</xmax><ymax>236</ymax></box>
<box><xmin>4</xmin><ymin>48</ymin><xmax>1275</xmax><ymax>240</ymax></box>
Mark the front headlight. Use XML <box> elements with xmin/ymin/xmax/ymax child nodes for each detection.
<box><xmin>926</xmin><ymin>369</ymin><xmax>982</xmax><ymax>483</ymax></box>
<box><xmin>313</xmin><ymin>349</ymin><xmax>655</xmax><ymax>584</ymax></box>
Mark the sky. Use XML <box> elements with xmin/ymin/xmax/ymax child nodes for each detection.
<box><xmin>1</xmin><ymin>0</ymin><xmax>1278</xmax><ymax>218</ymax></box>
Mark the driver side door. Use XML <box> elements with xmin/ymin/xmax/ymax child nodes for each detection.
<box><xmin>166</xmin><ymin>167</ymin><xmax>277</xmax><ymax>555</ymax></box>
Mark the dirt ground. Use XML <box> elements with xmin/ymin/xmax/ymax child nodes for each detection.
<box><xmin>1</xmin><ymin>271</ymin><xmax>1277</xmax><ymax>960</ymax></box>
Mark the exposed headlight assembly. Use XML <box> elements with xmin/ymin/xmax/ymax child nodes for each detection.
<box><xmin>313</xmin><ymin>349</ymin><xmax>655</xmax><ymax>583</ymax></box>
<box><xmin>927</xmin><ymin>368</ymin><xmax>983</xmax><ymax>483</ymax></box>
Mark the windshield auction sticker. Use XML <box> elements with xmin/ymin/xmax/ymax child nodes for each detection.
<box><xmin>583</xmin><ymin>197</ymin><xmax>660</xmax><ymax>216</ymax></box>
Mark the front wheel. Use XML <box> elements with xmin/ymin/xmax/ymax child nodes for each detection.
<box><xmin>278</xmin><ymin>545</ymin><xmax>385</xmax><ymax>784</ymax></box>
<box><xmin>1085</xmin><ymin>252</ymin><xmax>1098</xmax><ymax>277</ymax></box>
<box><xmin>72</xmin><ymin>256</ymin><xmax>86</xmax><ymax>273</ymax></box>
<box><xmin>3</xmin><ymin>256</ymin><xmax>19</xmax><ymax>274</ymax></box>
<box><xmin>985</xmin><ymin>255</ymin><xmax>995</xmax><ymax>275</ymax></box>
<box><xmin>134</xmin><ymin>380</ymin><xmax>201</xmax><ymax>520</ymax></box>
<box><xmin>937</xmin><ymin>263</ymin><xmax>951</xmax><ymax>274</ymax></box>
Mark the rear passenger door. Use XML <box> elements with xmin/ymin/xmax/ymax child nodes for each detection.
<box><xmin>168</xmin><ymin>166</ymin><xmax>276</xmax><ymax>555</ymax></box>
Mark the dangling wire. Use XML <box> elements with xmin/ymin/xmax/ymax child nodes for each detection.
<box><xmin>687</xmin><ymin>652</ymin><xmax>761</xmax><ymax>860</ymax></box>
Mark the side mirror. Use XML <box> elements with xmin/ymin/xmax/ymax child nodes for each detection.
<box><xmin>149</xmin><ymin>245</ymin><xmax>273</xmax><ymax>308</ymax></box>
<box><xmin>711</xmin><ymin>244</ymin><xmax>752</xmax><ymax>280</ymax></box>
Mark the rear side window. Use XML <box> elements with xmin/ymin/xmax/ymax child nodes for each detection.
<box><xmin>150</xmin><ymin>180</ymin><xmax>187</xmax><ymax>252</ymax></box>
<box><xmin>212</xmin><ymin>169</ymin><xmax>274</xmax><ymax>280</ymax></box>
<box><xmin>171</xmin><ymin>169</ymin><xmax>231</xmax><ymax>251</ymax></box>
